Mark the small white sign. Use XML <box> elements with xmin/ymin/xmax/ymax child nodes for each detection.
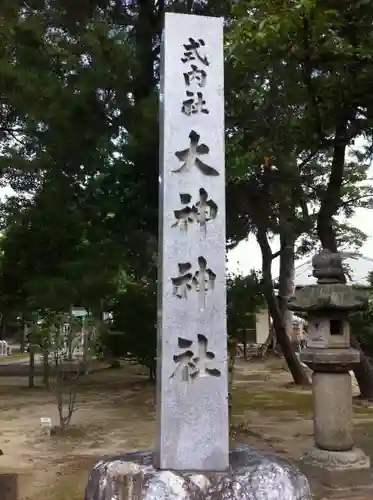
<box><xmin>40</xmin><ymin>417</ymin><xmax>52</xmax><ymax>436</ymax></box>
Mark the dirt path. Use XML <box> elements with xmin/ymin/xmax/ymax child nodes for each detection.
<box><xmin>0</xmin><ymin>366</ymin><xmax>157</xmax><ymax>499</ymax></box>
<box><xmin>0</xmin><ymin>359</ymin><xmax>372</xmax><ymax>499</ymax></box>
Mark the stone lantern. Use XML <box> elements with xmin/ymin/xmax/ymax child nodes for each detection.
<box><xmin>288</xmin><ymin>249</ymin><xmax>372</xmax><ymax>494</ymax></box>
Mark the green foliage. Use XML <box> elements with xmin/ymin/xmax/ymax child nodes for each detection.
<box><xmin>225</xmin><ymin>0</ymin><xmax>373</xmax><ymax>254</ymax></box>
<box><xmin>351</xmin><ymin>273</ymin><xmax>373</xmax><ymax>357</ymax></box>
<box><xmin>351</xmin><ymin>303</ymin><xmax>373</xmax><ymax>357</ymax></box>
<box><xmin>0</xmin><ymin>1</ymin><xmax>234</xmax><ymax>318</ymax></box>
<box><xmin>26</xmin><ymin>311</ymin><xmax>81</xmax><ymax>353</ymax></box>
<box><xmin>100</xmin><ymin>272</ymin><xmax>264</xmax><ymax>376</ymax></box>
<box><xmin>0</xmin><ymin>0</ymin><xmax>159</xmax><ymax>316</ymax></box>
<box><xmin>227</xmin><ymin>271</ymin><xmax>265</xmax><ymax>338</ymax></box>
<box><xmin>103</xmin><ymin>281</ymin><xmax>157</xmax><ymax>377</ymax></box>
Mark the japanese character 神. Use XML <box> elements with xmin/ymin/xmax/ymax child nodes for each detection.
<box><xmin>170</xmin><ymin>334</ymin><xmax>221</xmax><ymax>381</ymax></box>
<box><xmin>181</xmin><ymin>91</ymin><xmax>209</xmax><ymax>116</ymax></box>
<box><xmin>195</xmin><ymin>188</ymin><xmax>218</xmax><ymax>232</ymax></box>
<box><xmin>192</xmin><ymin>256</ymin><xmax>216</xmax><ymax>307</ymax></box>
<box><xmin>171</xmin><ymin>257</ymin><xmax>216</xmax><ymax>307</ymax></box>
<box><xmin>171</xmin><ymin>189</ymin><xmax>218</xmax><ymax>234</ymax></box>
<box><xmin>173</xmin><ymin>130</ymin><xmax>219</xmax><ymax>176</ymax></box>
<box><xmin>172</xmin><ymin>193</ymin><xmax>198</xmax><ymax>232</ymax></box>
<box><xmin>181</xmin><ymin>38</ymin><xmax>209</xmax><ymax>67</ymax></box>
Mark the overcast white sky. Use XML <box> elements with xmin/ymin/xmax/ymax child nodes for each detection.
<box><xmin>227</xmin><ymin>200</ymin><xmax>373</xmax><ymax>277</ymax></box>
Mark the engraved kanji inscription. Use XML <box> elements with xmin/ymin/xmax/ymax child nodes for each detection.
<box><xmin>196</xmin><ymin>188</ymin><xmax>218</xmax><ymax>232</ymax></box>
<box><xmin>171</xmin><ymin>257</ymin><xmax>216</xmax><ymax>307</ymax></box>
<box><xmin>172</xmin><ymin>189</ymin><xmax>218</xmax><ymax>234</ymax></box>
<box><xmin>170</xmin><ymin>334</ymin><xmax>221</xmax><ymax>381</ymax></box>
<box><xmin>193</xmin><ymin>256</ymin><xmax>216</xmax><ymax>307</ymax></box>
<box><xmin>184</xmin><ymin>64</ymin><xmax>207</xmax><ymax>87</ymax></box>
<box><xmin>182</xmin><ymin>91</ymin><xmax>209</xmax><ymax>116</ymax></box>
<box><xmin>173</xmin><ymin>130</ymin><xmax>219</xmax><ymax>176</ymax></box>
<box><xmin>171</xmin><ymin>262</ymin><xmax>193</xmax><ymax>299</ymax></box>
<box><xmin>181</xmin><ymin>38</ymin><xmax>209</xmax><ymax>66</ymax></box>
<box><xmin>172</xmin><ymin>193</ymin><xmax>197</xmax><ymax>232</ymax></box>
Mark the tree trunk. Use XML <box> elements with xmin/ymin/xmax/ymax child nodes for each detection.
<box><xmin>131</xmin><ymin>0</ymin><xmax>159</xmax><ymax>231</ymax></box>
<box><xmin>20</xmin><ymin>317</ymin><xmax>26</xmax><ymax>354</ymax></box>
<box><xmin>278</xmin><ymin>232</ymin><xmax>295</xmax><ymax>341</ymax></box>
<box><xmin>28</xmin><ymin>347</ymin><xmax>35</xmax><ymax>389</ymax></box>
<box><xmin>67</xmin><ymin>313</ymin><xmax>73</xmax><ymax>362</ymax></box>
<box><xmin>351</xmin><ymin>333</ymin><xmax>373</xmax><ymax>399</ymax></box>
<box><xmin>259</xmin><ymin>326</ymin><xmax>276</xmax><ymax>358</ymax></box>
<box><xmin>257</xmin><ymin>229</ymin><xmax>310</xmax><ymax>385</ymax></box>
<box><xmin>228</xmin><ymin>338</ymin><xmax>237</xmax><ymax>423</ymax></box>
<box><xmin>82</xmin><ymin>318</ymin><xmax>89</xmax><ymax>376</ymax></box>
<box><xmin>316</xmin><ymin>118</ymin><xmax>348</xmax><ymax>252</ymax></box>
<box><xmin>149</xmin><ymin>362</ymin><xmax>156</xmax><ymax>382</ymax></box>
<box><xmin>0</xmin><ymin>314</ymin><xmax>4</xmax><ymax>341</ymax></box>
<box><xmin>242</xmin><ymin>329</ymin><xmax>247</xmax><ymax>360</ymax></box>
<box><xmin>43</xmin><ymin>349</ymin><xmax>50</xmax><ymax>389</ymax></box>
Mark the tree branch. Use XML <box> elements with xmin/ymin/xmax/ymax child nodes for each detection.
<box><xmin>339</xmin><ymin>193</ymin><xmax>373</xmax><ymax>208</ymax></box>
<box><xmin>317</xmin><ymin>115</ymin><xmax>349</xmax><ymax>252</ymax></box>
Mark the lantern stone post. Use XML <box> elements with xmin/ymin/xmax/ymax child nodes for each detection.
<box><xmin>288</xmin><ymin>249</ymin><xmax>372</xmax><ymax>494</ymax></box>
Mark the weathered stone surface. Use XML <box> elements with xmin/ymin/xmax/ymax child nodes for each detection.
<box><xmin>288</xmin><ymin>249</ymin><xmax>372</xmax><ymax>495</ymax></box>
<box><xmin>288</xmin><ymin>284</ymin><xmax>368</xmax><ymax>312</ymax></box>
<box><xmin>300</xmin><ymin>348</ymin><xmax>360</xmax><ymax>372</ymax></box>
<box><xmin>301</xmin><ymin>446</ymin><xmax>372</xmax><ymax>491</ymax></box>
<box><xmin>84</xmin><ymin>445</ymin><xmax>312</xmax><ymax>500</ymax></box>
<box><xmin>303</xmin><ymin>447</ymin><xmax>370</xmax><ymax>469</ymax></box>
<box><xmin>306</xmin><ymin>313</ymin><xmax>351</xmax><ymax>349</ymax></box>
<box><xmin>312</xmin><ymin>249</ymin><xmax>345</xmax><ymax>284</ymax></box>
<box><xmin>312</xmin><ymin>372</ymin><xmax>354</xmax><ymax>451</ymax></box>
<box><xmin>157</xmin><ymin>13</ymin><xmax>228</xmax><ymax>471</ymax></box>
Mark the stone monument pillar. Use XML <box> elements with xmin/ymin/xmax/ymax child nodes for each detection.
<box><xmin>84</xmin><ymin>13</ymin><xmax>312</xmax><ymax>500</ymax></box>
<box><xmin>288</xmin><ymin>249</ymin><xmax>372</xmax><ymax>494</ymax></box>
<box><xmin>155</xmin><ymin>12</ymin><xmax>228</xmax><ymax>472</ymax></box>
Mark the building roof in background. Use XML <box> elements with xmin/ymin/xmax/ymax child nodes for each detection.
<box><xmin>294</xmin><ymin>253</ymin><xmax>373</xmax><ymax>287</ymax></box>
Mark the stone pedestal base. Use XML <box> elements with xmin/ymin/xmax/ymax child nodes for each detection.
<box><xmin>300</xmin><ymin>446</ymin><xmax>372</xmax><ymax>494</ymax></box>
<box><xmin>84</xmin><ymin>445</ymin><xmax>311</xmax><ymax>500</ymax></box>
<box><xmin>313</xmin><ymin>371</ymin><xmax>354</xmax><ymax>451</ymax></box>
<box><xmin>0</xmin><ymin>474</ymin><xmax>18</xmax><ymax>500</ymax></box>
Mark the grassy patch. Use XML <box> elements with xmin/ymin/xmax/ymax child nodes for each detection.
<box><xmin>49</xmin><ymin>424</ymin><xmax>102</xmax><ymax>441</ymax></box>
<box><xmin>232</xmin><ymin>384</ymin><xmax>373</xmax><ymax>418</ymax></box>
<box><xmin>354</xmin><ymin>406</ymin><xmax>373</xmax><ymax>417</ymax></box>
<box><xmin>263</xmin><ymin>358</ymin><xmax>287</xmax><ymax>371</ymax></box>
<box><xmin>0</xmin><ymin>353</ymin><xmax>28</xmax><ymax>362</ymax></box>
<box><xmin>234</xmin><ymin>373</ymin><xmax>268</xmax><ymax>382</ymax></box>
<box><xmin>232</xmin><ymin>387</ymin><xmax>313</xmax><ymax>415</ymax></box>
<box><xmin>355</xmin><ymin>421</ymin><xmax>373</xmax><ymax>460</ymax></box>
<box><xmin>30</xmin><ymin>424</ymin><xmax>108</xmax><ymax>458</ymax></box>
